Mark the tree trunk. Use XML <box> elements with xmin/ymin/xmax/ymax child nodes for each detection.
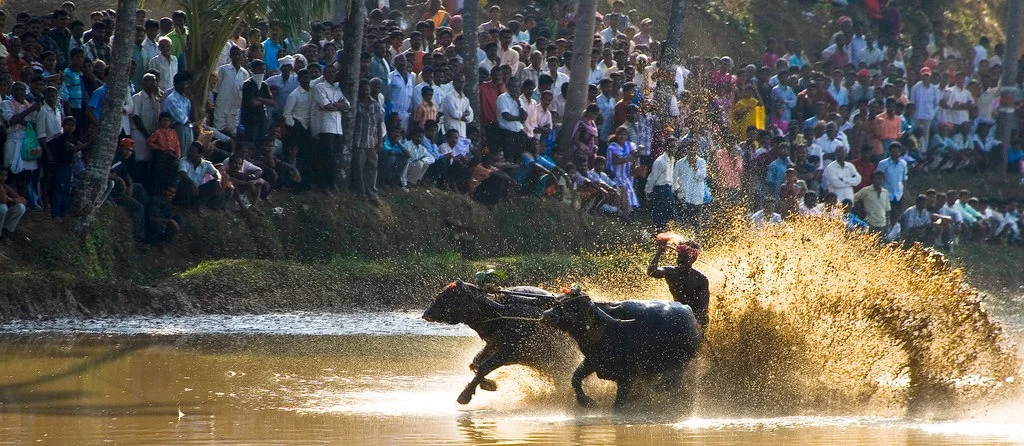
<box><xmin>461</xmin><ymin>0</ymin><xmax>480</xmax><ymax>127</ymax></box>
<box><xmin>556</xmin><ymin>0</ymin><xmax>598</xmax><ymax>155</ymax></box>
<box><xmin>998</xmin><ymin>0</ymin><xmax>1022</xmax><ymax>176</ymax></box>
<box><xmin>185</xmin><ymin>11</ymin><xmax>231</xmax><ymax>126</ymax></box>
<box><xmin>341</xmin><ymin>0</ymin><xmax>367</xmax><ymax>151</ymax></box>
<box><xmin>655</xmin><ymin>0</ymin><xmax>687</xmax><ymax>125</ymax></box>
<box><xmin>69</xmin><ymin>0</ymin><xmax>137</xmax><ymax>237</ymax></box>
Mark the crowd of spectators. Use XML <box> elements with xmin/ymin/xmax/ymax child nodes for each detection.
<box><xmin>0</xmin><ymin>0</ymin><xmax>1022</xmax><ymax>252</ymax></box>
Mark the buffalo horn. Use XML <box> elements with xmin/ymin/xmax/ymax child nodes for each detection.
<box><xmin>473</xmin><ymin>291</ymin><xmax>507</xmax><ymax>310</ymax></box>
<box><xmin>590</xmin><ymin>303</ymin><xmax>632</xmax><ymax>324</ymax></box>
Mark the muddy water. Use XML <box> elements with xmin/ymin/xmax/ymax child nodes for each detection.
<box><xmin>0</xmin><ymin>313</ymin><xmax>1021</xmax><ymax>445</ymax></box>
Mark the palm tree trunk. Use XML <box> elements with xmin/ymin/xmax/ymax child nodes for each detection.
<box><xmin>557</xmin><ymin>0</ymin><xmax>598</xmax><ymax>155</ymax></box>
<box><xmin>341</xmin><ymin>0</ymin><xmax>367</xmax><ymax>152</ymax></box>
<box><xmin>655</xmin><ymin>0</ymin><xmax>687</xmax><ymax>119</ymax></box>
<box><xmin>662</xmin><ymin>0</ymin><xmax>687</xmax><ymax>69</ymax></box>
<box><xmin>69</xmin><ymin>0</ymin><xmax>137</xmax><ymax>236</ymax></box>
<box><xmin>461</xmin><ymin>0</ymin><xmax>480</xmax><ymax>126</ymax></box>
<box><xmin>997</xmin><ymin>0</ymin><xmax>1022</xmax><ymax>176</ymax></box>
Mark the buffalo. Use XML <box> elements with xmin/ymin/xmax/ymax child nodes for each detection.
<box><xmin>421</xmin><ymin>281</ymin><xmax>578</xmax><ymax>404</ymax></box>
<box><xmin>540</xmin><ymin>290</ymin><xmax>702</xmax><ymax>412</ymax></box>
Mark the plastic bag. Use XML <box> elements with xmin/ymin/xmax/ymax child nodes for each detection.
<box><xmin>20</xmin><ymin>123</ymin><xmax>41</xmax><ymax>161</ymax></box>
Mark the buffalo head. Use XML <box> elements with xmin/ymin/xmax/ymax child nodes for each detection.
<box><xmin>422</xmin><ymin>280</ymin><xmax>507</xmax><ymax>324</ymax></box>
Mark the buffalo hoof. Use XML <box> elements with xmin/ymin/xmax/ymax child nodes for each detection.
<box><xmin>479</xmin><ymin>379</ymin><xmax>498</xmax><ymax>392</ymax></box>
<box><xmin>457</xmin><ymin>390</ymin><xmax>474</xmax><ymax>405</ymax></box>
<box><xmin>576</xmin><ymin>394</ymin><xmax>596</xmax><ymax>408</ymax></box>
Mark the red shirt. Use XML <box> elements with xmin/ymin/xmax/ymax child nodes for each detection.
<box><xmin>479</xmin><ymin>81</ymin><xmax>504</xmax><ymax>126</ymax></box>
<box><xmin>7</xmin><ymin>54</ymin><xmax>27</xmax><ymax>82</ymax></box>
<box><xmin>851</xmin><ymin>158</ymin><xmax>875</xmax><ymax>192</ymax></box>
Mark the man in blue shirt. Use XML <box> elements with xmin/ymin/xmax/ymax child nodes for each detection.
<box><xmin>876</xmin><ymin>142</ymin><xmax>908</xmax><ymax>225</ymax></box>
<box><xmin>765</xmin><ymin>144</ymin><xmax>792</xmax><ymax>198</ymax></box>
<box><xmin>162</xmin><ymin>72</ymin><xmax>194</xmax><ymax>158</ymax></box>
<box><xmin>262</xmin><ymin>21</ymin><xmax>288</xmax><ymax>74</ymax></box>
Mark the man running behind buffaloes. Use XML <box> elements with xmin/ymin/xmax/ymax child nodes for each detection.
<box><xmin>647</xmin><ymin>238</ymin><xmax>710</xmax><ymax>328</ymax></box>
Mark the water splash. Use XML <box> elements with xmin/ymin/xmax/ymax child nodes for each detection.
<box><xmin>534</xmin><ymin>216</ymin><xmax>1020</xmax><ymax>417</ymax></box>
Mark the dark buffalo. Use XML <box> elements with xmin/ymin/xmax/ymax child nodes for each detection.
<box><xmin>421</xmin><ymin>281</ymin><xmax>578</xmax><ymax>404</ymax></box>
<box><xmin>540</xmin><ymin>291</ymin><xmax>702</xmax><ymax>411</ymax></box>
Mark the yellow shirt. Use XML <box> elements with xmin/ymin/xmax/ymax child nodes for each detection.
<box><xmin>854</xmin><ymin>185</ymin><xmax>891</xmax><ymax>228</ymax></box>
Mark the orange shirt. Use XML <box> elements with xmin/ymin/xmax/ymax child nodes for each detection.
<box><xmin>147</xmin><ymin>127</ymin><xmax>181</xmax><ymax>159</ymax></box>
<box><xmin>875</xmin><ymin>113</ymin><xmax>902</xmax><ymax>140</ymax></box>
<box><xmin>413</xmin><ymin>102</ymin><xmax>437</xmax><ymax>129</ymax></box>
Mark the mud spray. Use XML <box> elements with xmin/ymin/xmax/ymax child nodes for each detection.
<box><xmin>487</xmin><ymin>214</ymin><xmax>1020</xmax><ymax>418</ymax></box>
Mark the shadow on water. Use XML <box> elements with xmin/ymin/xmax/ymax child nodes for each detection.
<box><xmin>0</xmin><ymin>339</ymin><xmax>185</xmax><ymax>417</ymax></box>
<box><xmin>0</xmin><ymin>342</ymin><xmax>147</xmax><ymax>391</ymax></box>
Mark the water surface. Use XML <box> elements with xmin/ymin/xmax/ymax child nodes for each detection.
<box><xmin>0</xmin><ymin>312</ymin><xmax>1021</xmax><ymax>445</ymax></box>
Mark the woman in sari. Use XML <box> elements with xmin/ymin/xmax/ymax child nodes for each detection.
<box><xmin>730</xmin><ymin>85</ymin><xmax>765</xmax><ymax>140</ymax></box>
<box><xmin>606</xmin><ymin>126</ymin><xmax>639</xmax><ymax>213</ymax></box>
<box><xmin>570</xmin><ymin>104</ymin><xmax>600</xmax><ymax>167</ymax></box>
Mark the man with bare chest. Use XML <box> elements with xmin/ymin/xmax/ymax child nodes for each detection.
<box><xmin>647</xmin><ymin>238</ymin><xmax>710</xmax><ymax>327</ymax></box>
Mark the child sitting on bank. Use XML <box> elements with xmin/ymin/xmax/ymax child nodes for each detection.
<box><xmin>402</xmin><ymin>126</ymin><xmax>436</xmax><ymax>187</ymax></box>
<box><xmin>147</xmin><ymin>112</ymin><xmax>182</xmax><ymax>188</ymax></box>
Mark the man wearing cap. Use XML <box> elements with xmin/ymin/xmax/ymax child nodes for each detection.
<box><xmin>266</xmin><ymin>55</ymin><xmax>298</xmax><ymax>120</ymax></box>
<box><xmin>851</xmin><ymin>69</ymin><xmax>872</xmax><ymax>103</ymax></box>
<box><xmin>830</xmin><ymin>16</ymin><xmax>854</xmax><ymax>46</ymax></box>
<box><xmin>213</xmin><ymin>45</ymin><xmax>248</xmax><ymax>136</ymax></box>
<box><xmin>910</xmin><ymin>66</ymin><xmax>940</xmax><ymax>148</ymax></box>
<box><xmin>633</xmin><ymin>18</ymin><xmax>653</xmax><ymax>47</ymax></box>
<box><xmin>648</xmin><ymin>238</ymin><xmax>710</xmax><ymax>328</ymax></box>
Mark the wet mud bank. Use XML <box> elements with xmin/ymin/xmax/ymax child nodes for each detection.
<box><xmin>0</xmin><ymin>190</ymin><xmax>642</xmax><ymax>321</ymax></box>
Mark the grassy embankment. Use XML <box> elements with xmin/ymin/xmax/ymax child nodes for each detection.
<box><xmin>906</xmin><ymin>171</ymin><xmax>1024</xmax><ymax>294</ymax></box>
<box><xmin>1</xmin><ymin>173</ymin><xmax>1021</xmax><ymax>320</ymax></box>
<box><xmin>0</xmin><ymin>189</ymin><xmax>648</xmax><ymax>319</ymax></box>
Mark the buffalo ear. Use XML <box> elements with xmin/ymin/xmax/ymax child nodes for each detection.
<box><xmin>455</xmin><ymin>279</ymin><xmax>464</xmax><ymax>287</ymax></box>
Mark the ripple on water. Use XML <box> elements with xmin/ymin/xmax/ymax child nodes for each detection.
<box><xmin>0</xmin><ymin>312</ymin><xmax>476</xmax><ymax>337</ymax></box>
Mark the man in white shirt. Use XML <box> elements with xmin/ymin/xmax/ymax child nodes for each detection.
<box><xmin>646</xmin><ymin>136</ymin><xmax>677</xmax><ymax>230</ymax></box>
<box><xmin>909</xmin><ymin>67</ymin><xmax>940</xmax><ymax>147</ymax></box>
<box><xmin>521</xmin><ymin>50</ymin><xmax>545</xmax><ymax>88</ymax></box>
<box><xmin>213</xmin><ymin>45</ymin><xmax>248</xmax><ymax>136</ymax></box>
<box><xmin>313</xmin><ymin>64</ymin><xmax>350</xmax><ymax>191</ymax></box>
<box><xmin>148</xmin><ymin>37</ymin><xmax>177</xmax><ymax>92</ymax></box>
<box><xmin>177</xmin><ymin>143</ymin><xmax>222</xmax><ymax>211</ymax></box>
<box><xmin>937</xmin><ymin>72</ymin><xmax>974</xmax><ymax>126</ymax></box>
<box><xmin>283</xmin><ymin>68</ymin><xmax>313</xmax><ymax>162</ymax></box>
<box><xmin>673</xmin><ymin>138</ymin><xmax>708</xmax><ymax>233</ymax></box>
<box><xmin>389</xmin><ymin>55</ymin><xmax>416</xmax><ymax>132</ymax></box>
<box><xmin>496</xmin><ymin>29</ymin><xmax>520</xmax><ymax>68</ymax></box>
<box><xmin>141</xmin><ymin>19</ymin><xmax>160</xmax><ymax>64</ymax></box>
<box><xmin>411</xmin><ymin>66</ymin><xmax>435</xmax><ymax>112</ymax></box>
<box><xmin>973</xmin><ymin>37</ymin><xmax>990</xmax><ymax>71</ymax></box>
<box><xmin>524</xmin><ymin>90</ymin><xmax>553</xmax><ymax>140</ymax></box>
<box><xmin>823</xmin><ymin>147</ymin><xmax>862</xmax><ymax>203</ymax></box>
<box><xmin>131</xmin><ymin>73</ymin><xmax>162</xmax><ymax>175</ymax></box>
<box><xmin>440</xmin><ymin>73</ymin><xmax>473</xmax><ymax>137</ymax></box>
<box><xmin>812</xmin><ymin>122</ymin><xmax>849</xmax><ymax>169</ymax></box>
<box><xmin>546</xmin><ymin>56</ymin><xmax>569</xmax><ymax>99</ymax></box>
<box><xmin>496</xmin><ymin>76</ymin><xmax>527</xmax><ymax>160</ymax></box>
